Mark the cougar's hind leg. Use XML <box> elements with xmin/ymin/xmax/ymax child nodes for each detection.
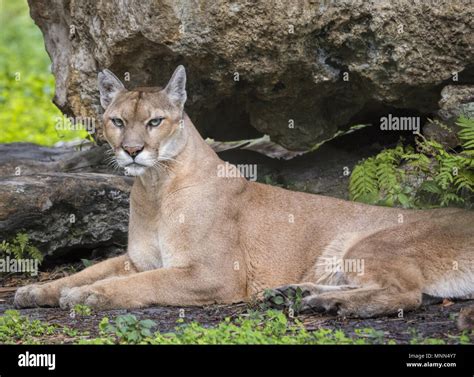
<box><xmin>300</xmin><ymin>286</ymin><xmax>423</xmax><ymax>318</ymax></box>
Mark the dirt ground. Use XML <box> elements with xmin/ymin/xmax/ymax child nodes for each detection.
<box><xmin>1</xmin><ymin>267</ymin><xmax>473</xmax><ymax>344</ymax></box>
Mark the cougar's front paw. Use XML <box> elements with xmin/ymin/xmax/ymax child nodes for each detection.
<box><xmin>14</xmin><ymin>284</ymin><xmax>58</xmax><ymax>308</ymax></box>
<box><xmin>59</xmin><ymin>286</ymin><xmax>110</xmax><ymax>310</ymax></box>
<box><xmin>14</xmin><ymin>285</ymin><xmax>41</xmax><ymax>308</ymax></box>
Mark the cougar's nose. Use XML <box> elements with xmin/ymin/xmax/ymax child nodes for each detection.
<box><xmin>122</xmin><ymin>145</ymin><xmax>144</xmax><ymax>158</ymax></box>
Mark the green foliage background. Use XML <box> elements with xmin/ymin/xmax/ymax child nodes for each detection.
<box><xmin>0</xmin><ymin>0</ymin><xmax>87</xmax><ymax>145</ymax></box>
<box><xmin>349</xmin><ymin>117</ymin><xmax>474</xmax><ymax>209</ymax></box>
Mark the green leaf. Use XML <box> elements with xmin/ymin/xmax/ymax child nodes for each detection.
<box><xmin>397</xmin><ymin>193</ymin><xmax>411</xmax><ymax>207</ymax></box>
<box><xmin>81</xmin><ymin>259</ymin><xmax>93</xmax><ymax>268</ymax></box>
<box><xmin>273</xmin><ymin>296</ymin><xmax>284</xmax><ymax>305</ymax></box>
<box><xmin>139</xmin><ymin>319</ymin><xmax>156</xmax><ymax>329</ymax></box>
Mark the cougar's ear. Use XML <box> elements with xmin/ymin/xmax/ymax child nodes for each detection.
<box><xmin>164</xmin><ymin>65</ymin><xmax>187</xmax><ymax>109</ymax></box>
<box><xmin>98</xmin><ymin>69</ymin><xmax>125</xmax><ymax>109</ymax></box>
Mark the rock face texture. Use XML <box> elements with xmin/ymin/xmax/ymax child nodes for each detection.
<box><xmin>0</xmin><ymin>172</ymin><xmax>132</xmax><ymax>260</ymax></box>
<box><xmin>0</xmin><ymin>143</ymin><xmax>115</xmax><ymax>177</ymax></box>
<box><xmin>0</xmin><ymin>143</ymin><xmax>132</xmax><ymax>260</ymax></box>
<box><xmin>423</xmin><ymin>85</ymin><xmax>474</xmax><ymax>147</ymax></box>
<box><xmin>438</xmin><ymin>85</ymin><xmax>474</xmax><ymax>126</ymax></box>
<box><xmin>27</xmin><ymin>0</ymin><xmax>473</xmax><ymax>149</ymax></box>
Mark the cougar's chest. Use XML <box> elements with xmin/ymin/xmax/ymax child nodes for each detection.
<box><xmin>128</xmin><ymin>234</ymin><xmax>163</xmax><ymax>272</ymax></box>
<box><xmin>126</xmin><ymin>216</ymin><xmax>164</xmax><ymax>271</ymax></box>
<box><xmin>128</xmin><ymin>181</ymin><xmax>191</xmax><ymax>272</ymax></box>
<box><xmin>127</xmin><ymin>223</ymin><xmax>180</xmax><ymax>272</ymax></box>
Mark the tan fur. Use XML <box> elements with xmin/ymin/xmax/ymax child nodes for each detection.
<box><xmin>14</xmin><ymin>66</ymin><xmax>474</xmax><ymax>318</ymax></box>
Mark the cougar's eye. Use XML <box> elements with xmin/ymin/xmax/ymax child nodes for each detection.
<box><xmin>147</xmin><ymin>117</ymin><xmax>164</xmax><ymax>128</ymax></box>
<box><xmin>111</xmin><ymin>118</ymin><xmax>124</xmax><ymax>128</ymax></box>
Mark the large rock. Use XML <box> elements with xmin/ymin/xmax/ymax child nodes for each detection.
<box><xmin>27</xmin><ymin>0</ymin><xmax>474</xmax><ymax>149</ymax></box>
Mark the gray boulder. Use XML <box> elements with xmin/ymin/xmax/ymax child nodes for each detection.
<box><xmin>27</xmin><ymin>0</ymin><xmax>474</xmax><ymax>149</ymax></box>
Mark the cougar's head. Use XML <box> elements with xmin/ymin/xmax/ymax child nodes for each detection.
<box><xmin>98</xmin><ymin>65</ymin><xmax>187</xmax><ymax>176</ymax></box>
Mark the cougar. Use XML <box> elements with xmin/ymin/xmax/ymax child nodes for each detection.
<box><xmin>14</xmin><ymin>65</ymin><xmax>474</xmax><ymax>319</ymax></box>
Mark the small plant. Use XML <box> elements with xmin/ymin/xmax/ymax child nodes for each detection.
<box><xmin>0</xmin><ymin>233</ymin><xmax>43</xmax><ymax>263</ymax></box>
<box><xmin>81</xmin><ymin>259</ymin><xmax>93</xmax><ymax>268</ymax></box>
<box><xmin>0</xmin><ymin>310</ymin><xmax>55</xmax><ymax>344</ymax></box>
<box><xmin>263</xmin><ymin>289</ymin><xmax>285</xmax><ymax>306</ymax></box>
<box><xmin>354</xmin><ymin>328</ymin><xmax>386</xmax><ymax>343</ymax></box>
<box><xmin>262</xmin><ymin>288</ymin><xmax>304</xmax><ymax>313</ymax></box>
<box><xmin>72</xmin><ymin>304</ymin><xmax>92</xmax><ymax>316</ymax></box>
<box><xmin>103</xmin><ymin>314</ymin><xmax>156</xmax><ymax>344</ymax></box>
<box><xmin>77</xmin><ymin>317</ymin><xmax>115</xmax><ymax>344</ymax></box>
<box><xmin>457</xmin><ymin>331</ymin><xmax>473</xmax><ymax>345</ymax></box>
<box><xmin>262</xmin><ymin>174</ymin><xmax>283</xmax><ymax>187</ymax></box>
<box><xmin>349</xmin><ymin>117</ymin><xmax>474</xmax><ymax>208</ymax></box>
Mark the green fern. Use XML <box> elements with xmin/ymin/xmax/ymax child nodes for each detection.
<box><xmin>349</xmin><ymin>157</ymin><xmax>378</xmax><ymax>203</ymax></box>
<box><xmin>0</xmin><ymin>233</ymin><xmax>43</xmax><ymax>263</ymax></box>
<box><xmin>349</xmin><ymin>117</ymin><xmax>474</xmax><ymax>208</ymax></box>
<box><xmin>454</xmin><ymin>171</ymin><xmax>474</xmax><ymax>191</ymax></box>
<box><xmin>458</xmin><ymin>116</ymin><xmax>474</xmax><ymax>149</ymax></box>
